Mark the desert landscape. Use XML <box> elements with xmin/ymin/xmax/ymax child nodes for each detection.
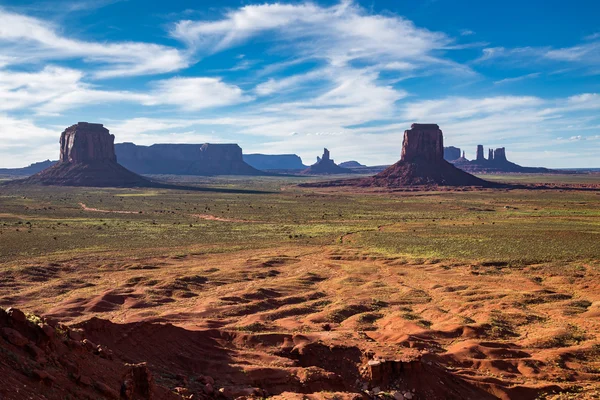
<box><xmin>1</xmin><ymin>1</ymin><xmax>599</xmax><ymax>399</ymax></box>
<box><xmin>1</xmin><ymin>121</ymin><xmax>600</xmax><ymax>400</ymax></box>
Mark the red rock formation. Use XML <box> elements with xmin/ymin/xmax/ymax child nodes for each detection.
<box><xmin>0</xmin><ymin>307</ymin><xmax>178</xmax><ymax>400</ymax></box>
<box><xmin>488</xmin><ymin>148</ymin><xmax>494</xmax><ymax>161</ymax></box>
<box><xmin>401</xmin><ymin>124</ymin><xmax>444</xmax><ymax>163</ymax></box>
<box><xmin>60</xmin><ymin>122</ymin><xmax>117</xmax><ymax>163</ymax></box>
<box><xmin>19</xmin><ymin>123</ymin><xmax>150</xmax><ymax>187</ymax></box>
<box><xmin>360</xmin><ymin>124</ymin><xmax>490</xmax><ymax>187</ymax></box>
<box><xmin>304</xmin><ymin>124</ymin><xmax>492</xmax><ymax>188</ymax></box>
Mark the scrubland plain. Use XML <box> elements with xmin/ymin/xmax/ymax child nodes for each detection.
<box><xmin>1</xmin><ymin>174</ymin><xmax>599</xmax><ymax>399</ymax></box>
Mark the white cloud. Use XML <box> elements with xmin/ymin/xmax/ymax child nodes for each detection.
<box><xmin>171</xmin><ymin>1</ymin><xmax>458</xmax><ymax>73</ymax></box>
<box><xmin>0</xmin><ymin>66</ymin><xmax>250</xmax><ymax>114</ymax></box>
<box><xmin>147</xmin><ymin>77</ymin><xmax>252</xmax><ymax>111</ymax></box>
<box><xmin>0</xmin><ymin>8</ymin><xmax>190</xmax><ymax>78</ymax></box>
<box><xmin>0</xmin><ymin>115</ymin><xmax>58</xmax><ymax>167</ymax></box>
<box><xmin>402</xmin><ymin>96</ymin><xmax>543</xmax><ymax>121</ymax></box>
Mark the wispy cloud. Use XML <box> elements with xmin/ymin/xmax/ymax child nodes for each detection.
<box><xmin>494</xmin><ymin>72</ymin><xmax>540</xmax><ymax>85</ymax></box>
<box><xmin>0</xmin><ymin>65</ymin><xmax>250</xmax><ymax>114</ymax></box>
<box><xmin>171</xmin><ymin>1</ymin><xmax>464</xmax><ymax>74</ymax></box>
<box><xmin>476</xmin><ymin>40</ymin><xmax>600</xmax><ymax>75</ymax></box>
<box><xmin>0</xmin><ymin>7</ymin><xmax>190</xmax><ymax>78</ymax></box>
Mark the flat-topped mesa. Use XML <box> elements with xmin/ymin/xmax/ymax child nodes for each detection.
<box><xmin>443</xmin><ymin>146</ymin><xmax>461</xmax><ymax>162</ymax></box>
<box><xmin>493</xmin><ymin>147</ymin><xmax>507</xmax><ymax>162</ymax></box>
<box><xmin>114</xmin><ymin>143</ymin><xmax>265</xmax><ymax>176</ymax></box>
<box><xmin>401</xmin><ymin>123</ymin><xmax>444</xmax><ymax>163</ymax></box>
<box><xmin>60</xmin><ymin>122</ymin><xmax>116</xmax><ymax>164</ymax></box>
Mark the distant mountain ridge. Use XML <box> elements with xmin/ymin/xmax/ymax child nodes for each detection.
<box><xmin>0</xmin><ymin>160</ymin><xmax>57</xmax><ymax>176</ymax></box>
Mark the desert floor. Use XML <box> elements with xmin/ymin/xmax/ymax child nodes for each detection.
<box><xmin>1</xmin><ymin>174</ymin><xmax>599</xmax><ymax>399</ymax></box>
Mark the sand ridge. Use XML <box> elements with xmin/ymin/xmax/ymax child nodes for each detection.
<box><xmin>2</xmin><ymin>245</ymin><xmax>599</xmax><ymax>399</ymax></box>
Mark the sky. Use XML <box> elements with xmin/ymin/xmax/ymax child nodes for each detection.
<box><xmin>0</xmin><ymin>0</ymin><xmax>599</xmax><ymax>168</ymax></box>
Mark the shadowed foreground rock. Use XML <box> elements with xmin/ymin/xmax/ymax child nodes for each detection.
<box><xmin>15</xmin><ymin>123</ymin><xmax>150</xmax><ymax>187</ymax></box>
<box><xmin>304</xmin><ymin>124</ymin><xmax>492</xmax><ymax>188</ymax></box>
<box><xmin>0</xmin><ymin>307</ymin><xmax>178</xmax><ymax>400</ymax></box>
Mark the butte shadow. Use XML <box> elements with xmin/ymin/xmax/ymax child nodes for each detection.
<box><xmin>302</xmin><ymin>124</ymin><xmax>499</xmax><ymax>189</ymax></box>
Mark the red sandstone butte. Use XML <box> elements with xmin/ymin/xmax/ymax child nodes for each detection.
<box><xmin>20</xmin><ymin>122</ymin><xmax>150</xmax><ymax>187</ymax></box>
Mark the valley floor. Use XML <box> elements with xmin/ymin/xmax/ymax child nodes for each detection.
<box><xmin>0</xmin><ymin>174</ymin><xmax>599</xmax><ymax>399</ymax></box>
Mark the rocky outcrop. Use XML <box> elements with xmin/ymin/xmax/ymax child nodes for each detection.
<box><xmin>243</xmin><ymin>154</ymin><xmax>306</xmax><ymax>170</ymax></box>
<box><xmin>452</xmin><ymin>145</ymin><xmax>552</xmax><ymax>173</ymax></box>
<box><xmin>17</xmin><ymin>123</ymin><xmax>149</xmax><ymax>187</ymax></box>
<box><xmin>301</xmin><ymin>148</ymin><xmax>353</xmax><ymax>175</ymax></box>
<box><xmin>443</xmin><ymin>146</ymin><xmax>461</xmax><ymax>162</ymax></box>
<box><xmin>0</xmin><ymin>307</ymin><xmax>177</xmax><ymax>400</ymax></box>
<box><xmin>115</xmin><ymin>143</ymin><xmax>266</xmax><ymax>176</ymax></box>
<box><xmin>305</xmin><ymin>124</ymin><xmax>491</xmax><ymax>188</ymax></box>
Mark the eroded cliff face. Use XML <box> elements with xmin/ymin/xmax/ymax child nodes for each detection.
<box><xmin>59</xmin><ymin>123</ymin><xmax>117</xmax><ymax>164</ymax></box>
<box><xmin>115</xmin><ymin>143</ymin><xmax>265</xmax><ymax>176</ymax></box>
<box><xmin>401</xmin><ymin>124</ymin><xmax>444</xmax><ymax>163</ymax></box>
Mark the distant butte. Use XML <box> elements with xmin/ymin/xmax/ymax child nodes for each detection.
<box><xmin>449</xmin><ymin>144</ymin><xmax>554</xmax><ymax>173</ymax></box>
<box><xmin>301</xmin><ymin>148</ymin><xmax>353</xmax><ymax>175</ymax></box>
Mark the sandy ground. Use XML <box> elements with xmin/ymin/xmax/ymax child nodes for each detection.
<box><xmin>2</xmin><ymin>245</ymin><xmax>599</xmax><ymax>399</ymax></box>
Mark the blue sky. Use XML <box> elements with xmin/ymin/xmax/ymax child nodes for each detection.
<box><xmin>0</xmin><ymin>0</ymin><xmax>599</xmax><ymax>168</ymax></box>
